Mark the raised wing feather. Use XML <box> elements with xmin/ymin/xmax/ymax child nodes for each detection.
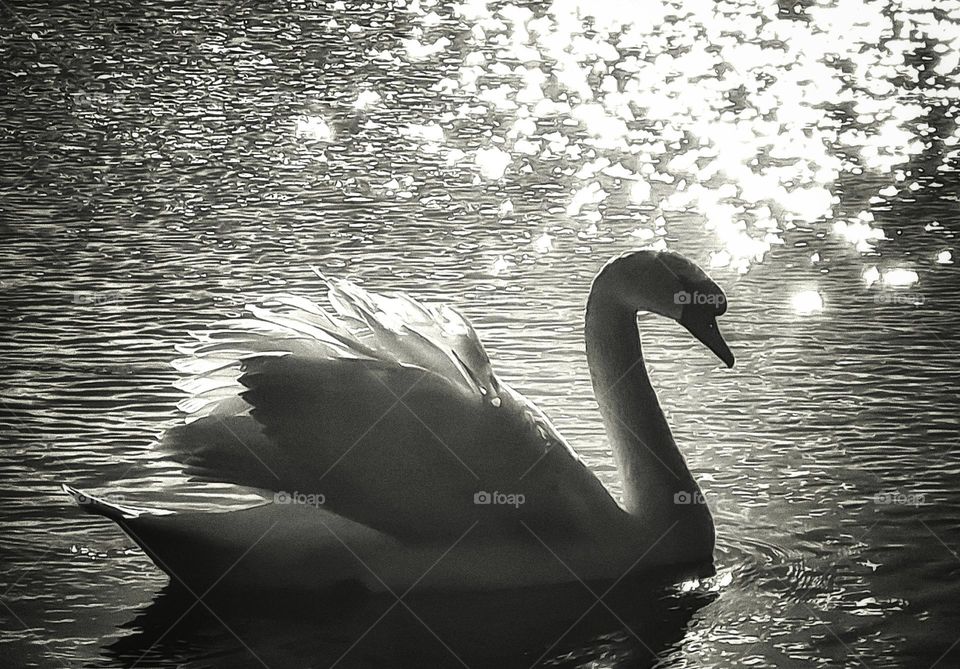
<box><xmin>163</xmin><ymin>276</ymin><xmax>623</xmax><ymax>541</ymax></box>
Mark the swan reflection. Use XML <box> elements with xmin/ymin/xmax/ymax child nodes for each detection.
<box><xmin>102</xmin><ymin>578</ymin><xmax>716</xmax><ymax>668</ymax></box>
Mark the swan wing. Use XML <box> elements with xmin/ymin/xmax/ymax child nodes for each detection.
<box><xmin>163</xmin><ymin>277</ymin><xmax>622</xmax><ymax>542</ymax></box>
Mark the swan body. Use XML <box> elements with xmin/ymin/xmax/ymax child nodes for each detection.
<box><xmin>66</xmin><ymin>250</ymin><xmax>734</xmax><ymax>593</ymax></box>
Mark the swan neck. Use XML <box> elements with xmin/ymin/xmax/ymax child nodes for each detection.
<box><xmin>584</xmin><ymin>273</ymin><xmax>703</xmax><ymax>519</ymax></box>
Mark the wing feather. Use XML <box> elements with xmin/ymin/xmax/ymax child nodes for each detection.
<box><xmin>163</xmin><ymin>276</ymin><xmax>623</xmax><ymax>541</ymax></box>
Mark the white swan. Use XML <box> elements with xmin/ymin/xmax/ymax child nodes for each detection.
<box><xmin>65</xmin><ymin>249</ymin><xmax>733</xmax><ymax>593</ymax></box>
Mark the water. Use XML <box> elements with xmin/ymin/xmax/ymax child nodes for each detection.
<box><xmin>1</xmin><ymin>0</ymin><xmax>959</xmax><ymax>666</ymax></box>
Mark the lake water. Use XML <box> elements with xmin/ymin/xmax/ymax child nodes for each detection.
<box><xmin>2</xmin><ymin>0</ymin><xmax>959</xmax><ymax>666</ymax></box>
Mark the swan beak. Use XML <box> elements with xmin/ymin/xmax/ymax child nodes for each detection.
<box><xmin>681</xmin><ymin>312</ymin><xmax>735</xmax><ymax>368</ymax></box>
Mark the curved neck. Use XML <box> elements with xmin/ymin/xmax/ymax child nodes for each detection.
<box><xmin>584</xmin><ymin>269</ymin><xmax>703</xmax><ymax>521</ymax></box>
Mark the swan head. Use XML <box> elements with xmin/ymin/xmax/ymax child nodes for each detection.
<box><xmin>594</xmin><ymin>250</ymin><xmax>735</xmax><ymax>368</ymax></box>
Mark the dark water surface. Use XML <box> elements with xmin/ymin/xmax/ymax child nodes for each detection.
<box><xmin>2</xmin><ymin>0</ymin><xmax>959</xmax><ymax>667</ymax></box>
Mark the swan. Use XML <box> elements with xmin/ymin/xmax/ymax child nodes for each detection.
<box><xmin>64</xmin><ymin>249</ymin><xmax>734</xmax><ymax>594</ymax></box>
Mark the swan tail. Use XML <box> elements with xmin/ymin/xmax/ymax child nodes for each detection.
<box><xmin>61</xmin><ymin>484</ymin><xmax>174</xmax><ymax>521</ymax></box>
